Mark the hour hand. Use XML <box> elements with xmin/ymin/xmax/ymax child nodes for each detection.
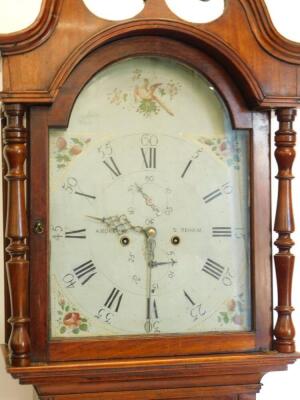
<box><xmin>86</xmin><ymin>214</ymin><xmax>144</xmax><ymax>235</ymax></box>
<box><xmin>86</xmin><ymin>214</ymin><xmax>130</xmax><ymax>235</ymax></box>
<box><xmin>86</xmin><ymin>215</ymin><xmax>104</xmax><ymax>223</ymax></box>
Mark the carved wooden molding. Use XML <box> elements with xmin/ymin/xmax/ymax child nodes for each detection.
<box><xmin>0</xmin><ymin>0</ymin><xmax>300</xmax><ymax>108</ymax></box>
<box><xmin>0</xmin><ymin>0</ymin><xmax>62</xmax><ymax>55</ymax></box>
<box><xmin>2</xmin><ymin>104</ymin><xmax>30</xmax><ymax>366</ymax></box>
<box><xmin>241</xmin><ymin>0</ymin><xmax>300</xmax><ymax>64</ymax></box>
<box><xmin>1</xmin><ymin>0</ymin><xmax>300</xmax><ymax>63</ymax></box>
<box><xmin>4</xmin><ymin>347</ymin><xmax>298</xmax><ymax>399</ymax></box>
<box><xmin>47</xmin><ymin>21</ymin><xmax>264</xmax><ymax>108</ymax></box>
<box><xmin>273</xmin><ymin>108</ymin><xmax>296</xmax><ymax>353</ymax></box>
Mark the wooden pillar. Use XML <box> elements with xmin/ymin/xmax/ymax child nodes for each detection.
<box><xmin>3</xmin><ymin>104</ymin><xmax>30</xmax><ymax>366</ymax></box>
<box><xmin>1</xmin><ymin>105</ymin><xmax>11</xmax><ymax>344</ymax></box>
<box><xmin>273</xmin><ymin>108</ymin><xmax>296</xmax><ymax>353</ymax></box>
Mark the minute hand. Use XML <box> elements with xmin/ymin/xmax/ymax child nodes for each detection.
<box><xmin>151</xmin><ymin>259</ymin><xmax>177</xmax><ymax>268</ymax></box>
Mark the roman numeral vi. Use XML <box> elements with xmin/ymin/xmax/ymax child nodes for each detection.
<box><xmin>147</xmin><ymin>297</ymin><xmax>159</xmax><ymax>319</ymax></box>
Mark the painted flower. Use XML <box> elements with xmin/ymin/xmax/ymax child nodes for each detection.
<box><xmin>218</xmin><ymin>294</ymin><xmax>247</xmax><ymax>329</ymax></box>
<box><xmin>220</xmin><ymin>142</ymin><xmax>227</xmax><ymax>152</ymax></box>
<box><xmin>108</xmin><ymin>70</ymin><xmax>180</xmax><ymax>117</ymax></box>
<box><xmin>58</xmin><ymin>297</ymin><xmax>65</xmax><ymax>307</ymax></box>
<box><xmin>70</xmin><ymin>145</ymin><xmax>82</xmax><ymax>156</ymax></box>
<box><xmin>63</xmin><ymin>312</ymin><xmax>81</xmax><ymax>328</ymax></box>
<box><xmin>198</xmin><ymin>136</ymin><xmax>241</xmax><ymax>170</ymax></box>
<box><xmin>53</xmin><ymin>136</ymin><xmax>91</xmax><ymax>169</ymax></box>
<box><xmin>56</xmin><ymin>136</ymin><xmax>67</xmax><ymax>151</ymax></box>
<box><xmin>227</xmin><ymin>299</ymin><xmax>236</xmax><ymax>312</ymax></box>
<box><xmin>233</xmin><ymin>314</ymin><xmax>244</xmax><ymax>326</ymax></box>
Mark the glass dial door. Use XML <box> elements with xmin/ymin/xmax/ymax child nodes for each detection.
<box><xmin>49</xmin><ymin>57</ymin><xmax>251</xmax><ymax>338</ymax></box>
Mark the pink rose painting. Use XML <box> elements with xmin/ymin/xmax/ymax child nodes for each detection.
<box><xmin>218</xmin><ymin>293</ymin><xmax>247</xmax><ymax>328</ymax></box>
<box><xmin>198</xmin><ymin>136</ymin><xmax>241</xmax><ymax>170</ymax></box>
<box><xmin>57</xmin><ymin>294</ymin><xmax>89</xmax><ymax>335</ymax></box>
<box><xmin>54</xmin><ymin>136</ymin><xmax>91</xmax><ymax>169</ymax></box>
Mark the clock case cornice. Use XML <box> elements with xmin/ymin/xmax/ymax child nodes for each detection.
<box><xmin>0</xmin><ymin>0</ymin><xmax>300</xmax><ymax>108</ymax></box>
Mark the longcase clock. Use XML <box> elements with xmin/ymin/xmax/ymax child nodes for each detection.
<box><xmin>0</xmin><ymin>1</ymin><xmax>299</xmax><ymax>399</ymax></box>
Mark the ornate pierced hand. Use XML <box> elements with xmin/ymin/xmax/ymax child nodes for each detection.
<box><xmin>134</xmin><ymin>183</ymin><xmax>161</xmax><ymax>216</ymax></box>
<box><xmin>144</xmin><ymin>227</ymin><xmax>157</xmax><ymax>333</ymax></box>
<box><xmin>86</xmin><ymin>214</ymin><xmax>144</xmax><ymax>235</ymax></box>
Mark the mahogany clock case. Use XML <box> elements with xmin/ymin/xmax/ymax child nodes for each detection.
<box><xmin>24</xmin><ymin>35</ymin><xmax>271</xmax><ymax>363</ymax></box>
<box><xmin>0</xmin><ymin>0</ymin><xmax>299</xmax><ymax>399</ymax></box>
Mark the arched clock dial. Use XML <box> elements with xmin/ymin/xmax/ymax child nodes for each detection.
<box><xmin>49</xmin><ymin>56</ymin><xmax>251</xmax><ymax>337</ymax></box>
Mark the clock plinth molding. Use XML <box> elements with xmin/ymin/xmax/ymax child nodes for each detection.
<box><xmin>0</xmin><ymin>0</ymin><xmax>299</xmax><ymax>399</ymax></box>
<box><xmin>2</xmin><ymin>346</ymin><xmax>298</xmax><ymax>400</ymax></box>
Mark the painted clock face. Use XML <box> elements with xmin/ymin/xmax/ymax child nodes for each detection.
<box><xmin>49</xmin><ymin>57</ymin><xmax>252</xmax><ymax>338</ymax></box>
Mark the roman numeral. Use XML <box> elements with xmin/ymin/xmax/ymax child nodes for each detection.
<box><xmin>212</xmin><ymin>227</ymin><xmax>232</xmax><ymax>237</ymax></box>
<box><xmin>104</xmin><ymin>288</ymin><xmax>123</xmax><ymax>312</ymax></box>
<box><xmin>103</xmin><ymin>157</ymin><xmax>122</xmax><ymax>177</ymax></box>
<box><xmin>74</xmin><ymin>191</ymin><xmax>96</xmax><ymax>199</ymax></box>
<box><xmin>147</xmin><ymin>297</ymin><xmax>159</xmax><ymax>319</ymax></box>
<box><xmin>141</xmin><ymin>147</ymin><xmax>157</xmax><ymax>169</ymax></box>
<box><xmin>73</xmin><ymin>260</ymin><xmax>97</xmax><ymax>285</ymax></box>
<box><xmin>181</xmin><ymin>160</ymin><xmax>192</xmax><ymax>178</ymax></box>
<box><xmin>202</xmin><ymin>258</ymin><xmax>225</xmax><ymax>280</ymax></box>
<box><xmin>184</xmin><ymin>290</ymin><xmax>195</xmax><ymax>306</ymax></box>
<box><xmin>65</xmin><ymin>229</ymin><xmax>86</xmax><ymax>239</ymax></box>
<box><xmin>203</xmin><ymin>189</ymin><xmax>222</xmax><ymax>203</ymax></box>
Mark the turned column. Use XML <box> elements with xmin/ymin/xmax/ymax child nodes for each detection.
<box><xmin>3</xmin><ymin>104</ymin><xmax>30</xmax><ymax>366</ymax></box>
<box><xmin>273</xmin><ymin>108</ymin><xmax>296</xmax><ymax>353</ymax></box>
<box><xmin>1</xmin><ymin>105</ymin><xmax>11</xmax><ymax>343</ymax></box>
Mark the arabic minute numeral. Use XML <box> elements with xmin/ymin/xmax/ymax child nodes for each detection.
<box><xmin>141</xmin><ymin>134</ymin><xmax>158</xmax><ymax>147</ymax></box>
<box><xmin>62</xmin><ymin>177</ymin><xmax>96</xmax><ymax>199</ymax></box>
<box><xmin>62</xmin><ymin>177</ymin><xmax>78</xmax><ymax>194</ymax></box>
<box><xmin>51</xmin><ymin>225</ymin><xmax>64</xmax><ymax>240</ymax></box>
<box><xmin>95</xmin><ymin>308</ymin><xmax>113</xmax><ymax>324</ymax></box>
<box><xmin>222</xmin><ymin>182</ymin><xmax>233</xmax><ymax>194</ymax></box>
<box><xmin>63</xmin><ymin>273</ymin><xmax>76</xmax><ymax>289</ymax></box>
<box><xmin>222</xmin><ymin>268</ymin><xmax>234</xmax><ymax>287</ymax></box>
<box><xmin>97</xmin><ymin>142</ymin><xmax>113</xmax><ymax>160</ymax></box>
<box><xmin>235</xmin><ymin>228</ymin><xmax>246</xmax><ymax>239</ymax></box>
<box><xmin>190</xmin><ymin>304</ymin><xmax>207</xmax><ymax>321</ymax></box>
